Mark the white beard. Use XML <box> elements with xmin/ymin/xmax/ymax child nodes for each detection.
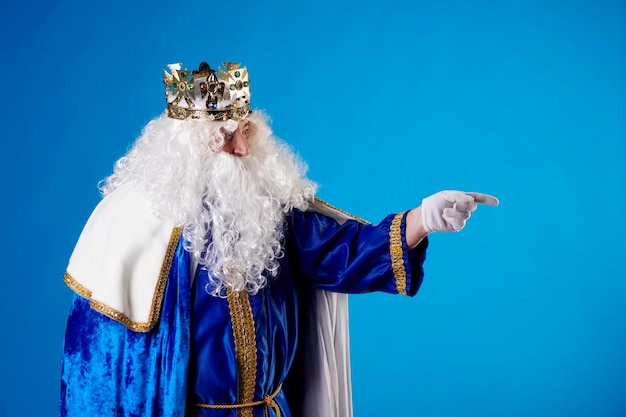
<box><xmin>194</xmin><ymin>151</ymin><xmax>308</xmax><ymax>296</ymax></box>
<box><xmin>101</xmin><ymin>112</ymin><xmax>317</xmax><ymax>297</ymax></box>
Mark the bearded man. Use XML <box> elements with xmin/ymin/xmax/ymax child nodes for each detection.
<box><xmin>60</xmin><ymin>60</ymin><xmax>498</xmax><ymax>417</ymax></box>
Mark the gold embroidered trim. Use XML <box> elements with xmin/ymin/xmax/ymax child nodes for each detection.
<box><xmin>64</xmin><ymin>227</ymin><xmax>182</xmax><ymax>332</ymax></box>
<box><xmin>390</xmin><ymin>212</ymin><xmax>407</xmax><ymax>295</ymax></box>
<box><xmin>227</xmin><ymin>290</ymin><xmax>258</xmax><ymax>417</ymax></box>
<box><xmin>64</xmin><ymin>272</ymin><xmax>92</xmax><ymax>299</ymax></box>
<box><xmin>313</xmin><ymin>196</ymin><xmax>369</xmax><ymax>224</ymax></box>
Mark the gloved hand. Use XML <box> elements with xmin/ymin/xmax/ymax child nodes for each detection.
<box><xmin>421</xmin><ymin>191</ymin><xmax>499</xmax><ymax>233</ymax></box>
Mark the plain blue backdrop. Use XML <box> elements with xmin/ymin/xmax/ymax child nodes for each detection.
<box><xmin>1</xmin><ymin>1</ymin><xmax>624</xmax><ymax>416</ymax></box>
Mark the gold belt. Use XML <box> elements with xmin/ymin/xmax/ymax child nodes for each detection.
<box><xmin>195</xmin><ymin>384</ymin><xmax>283</xmax><ymax>417</ymax></box>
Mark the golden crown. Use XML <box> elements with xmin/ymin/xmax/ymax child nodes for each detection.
<box><xmin>163</xmin><ymin>61</ymin><xmax>251</xmax><ymax>121</ymax></box>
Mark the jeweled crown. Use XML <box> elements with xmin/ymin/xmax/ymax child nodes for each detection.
<box><xmin>163</xmin><ymin>61</ymin><xmax>251</xmax><ymax>121</ymax></box>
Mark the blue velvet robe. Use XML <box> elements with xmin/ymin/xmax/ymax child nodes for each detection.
<box><xmin>61</xmin><ymin>209</ymin><xmax>428</xmax><ymax>417</ymax></box>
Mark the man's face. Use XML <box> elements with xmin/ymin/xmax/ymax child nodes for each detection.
<box><xmin>220</xmin><ymin>120</ymin><xmax>250</xmax><ymax>157</ymax></box>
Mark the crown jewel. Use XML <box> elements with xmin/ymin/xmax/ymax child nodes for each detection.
<box><xmin>163</xmin><ymin>61</ymin><xmax>251</xmax><ymax>121</ymax></box>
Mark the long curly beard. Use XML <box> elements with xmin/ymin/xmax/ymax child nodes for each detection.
<box><xmin>101</xmin><ymin>112</ymin><xmax>317</xmax><ymax>297</ymax></box>
<box><xmin>195</xmin><ymin>151</ymin><xmax>308</xmax><ymax>296</ymax></box>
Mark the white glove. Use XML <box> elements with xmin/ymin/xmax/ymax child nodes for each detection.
<box><xmin>421</xmin><ymin>190</ymin><xmax>499</xmax><ymax>233</ymax></box>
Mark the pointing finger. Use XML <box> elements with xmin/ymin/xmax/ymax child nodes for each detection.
<box><xmin>440</xmin><ymin>190</ymin><xmax>475</xmax><ymax>204</ymax></box>
<box><xmin>465</xmin><ymin>192</ymin><xmax>499</xmax><ymax>206</ymax></box>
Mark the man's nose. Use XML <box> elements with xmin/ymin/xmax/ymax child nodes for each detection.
<box><xmin>231</xmin><ymin>131</ymin><xmax>249</xmax><ymax>157</ymax></box>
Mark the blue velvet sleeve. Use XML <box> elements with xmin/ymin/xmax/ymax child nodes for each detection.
<box><xmin>288</xmin><ymin>209</ymin><xmax>428</xmax><ymax>296</ymax></box>
<box><xmin>60</xmin><ymin>240</ymin><xmax>191</xmax><ymax>417</ymax></box>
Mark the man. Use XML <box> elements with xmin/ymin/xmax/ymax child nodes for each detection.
<box><xmin>61</xmin><ymin>60</ymin><xmax>498</xmax><ymax>417</ymax></box>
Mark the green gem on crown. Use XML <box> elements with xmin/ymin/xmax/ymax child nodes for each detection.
<box><xmin>235</xmin><ymin>71</ymin><xmax>240</xmax><ymax>77</ymax></box>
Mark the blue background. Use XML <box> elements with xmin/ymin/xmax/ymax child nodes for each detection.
<box><xmin>1</xmin><ymin>1</ymin><xmax>624</xmax><ymax>416</ymax></box>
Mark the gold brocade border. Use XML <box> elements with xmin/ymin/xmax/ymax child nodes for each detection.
<box><xmin>63</xmin><ymin>227</ymin><xmax>182</xmax><ymax>332</ymax></box>
<box><xmin>227</xmin><ymin>290</ymin><xmax>258</xmax><ymax>417</ymax></box>
<box><xmin>313</xmin><ymin>197</ymin><xmax>370</xmax><ymax>224</ymax></box>
<box><xmin>390</xmin><ymin>213</ymin><xmax>407</xmax><ymax>295</ymax></box>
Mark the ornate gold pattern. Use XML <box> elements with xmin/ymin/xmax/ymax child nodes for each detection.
<box><xmin>166</xmin><ymin>104</ymin><xmax>251</xmax><ymax>122</ymax></box>
<box><xmin>64</xmin><ymin>227</ymin><xmax>182</xmax><ymax>332</ymax></box>
<box><xmin>164</xmin><ymin>61</ymin><xmax>251</xmax><ymax>121</ymax></box>
<box><xmin>195</xmin><ymin>384</ymin><xmax>283</xmax><ymax>417</ymax></box>
<box><xmin>390</xmin><ymin>213</ymin><xmax>407</xmax><ymax>295</ymax></box>
<box><xmin>313</xmin><ymin>197</ymin><xmax>369</xmax><ymax>224</ymax></box>
<box><xmin>227</xmin><ymin>290</ymin><xmax>258</xmax><ymax>417</ymax></box>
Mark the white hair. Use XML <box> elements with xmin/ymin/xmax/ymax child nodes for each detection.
<box><xmin>100</xmin><ymin>111</ymin><xmax>317</xmax><ymax>296</ymax></box>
